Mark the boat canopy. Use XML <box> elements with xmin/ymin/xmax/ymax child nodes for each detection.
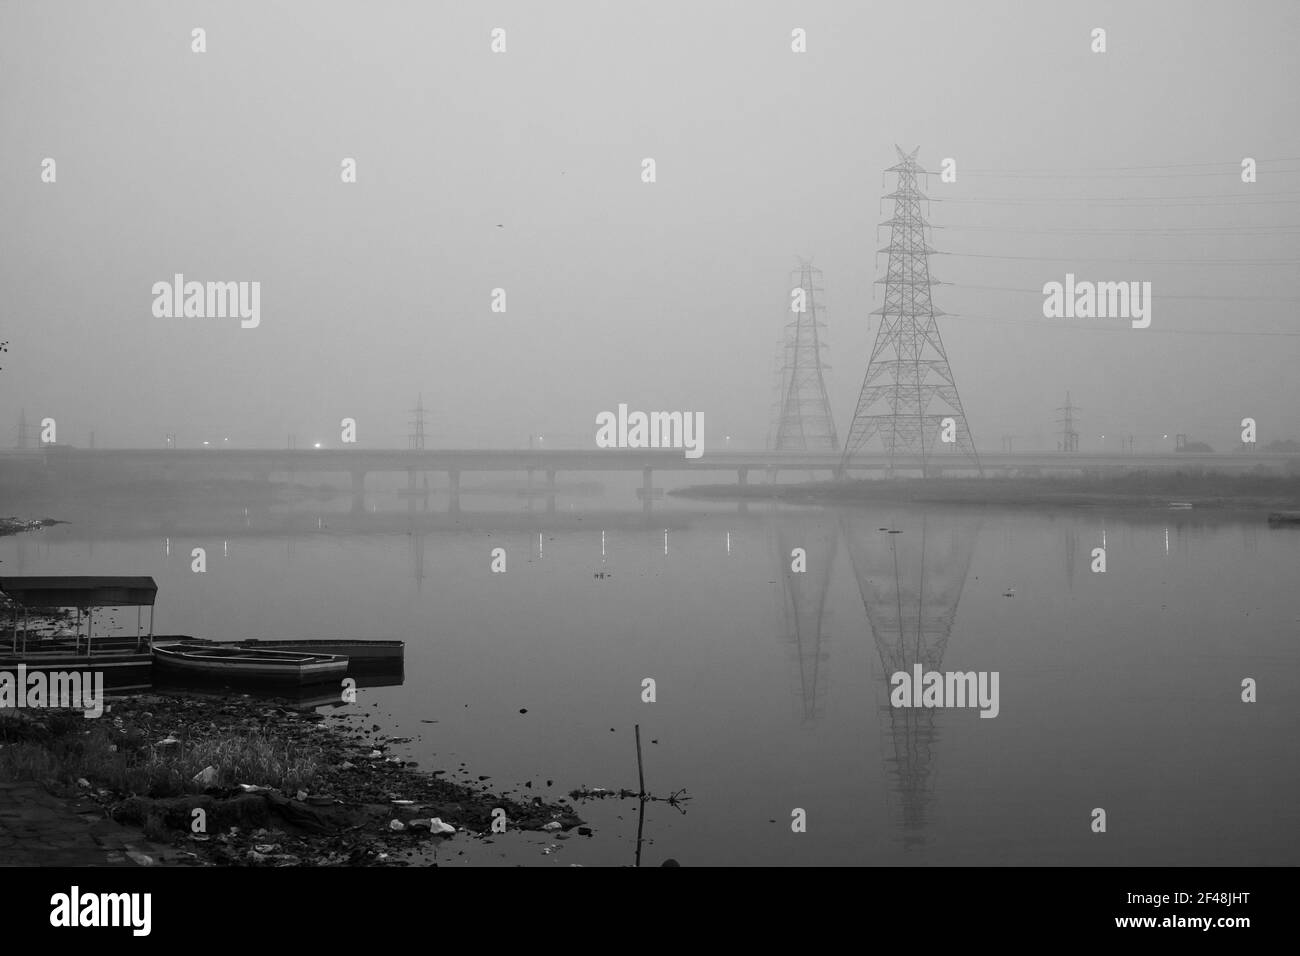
<box><xmin>0</xmin><ymin>576</ymin><xmax>158</xmax><ymax>608</ymax></box>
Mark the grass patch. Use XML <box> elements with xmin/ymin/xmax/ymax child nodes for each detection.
<box><xmin>0</xmin><ymin>711</ymin><xmax>323</xmax><ymax>797</ymax></box>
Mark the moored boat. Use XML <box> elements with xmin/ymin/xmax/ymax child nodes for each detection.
<box><xmin>156</xmin><ymin>637</ymin><xmax>404</xmax><ymax>663</ymax></box>
<box><xmin>153</xmin><ymin>644</ymin><xmax>349</xmax><ymax>686</ymax></box>
<box><xmin>228</xmin><ymin>638</ymin><xmax>403</xmax><ymax>661</ymax></box>
<box><xmin>0</xmin><ymin>650</ymin><xmax>152</xmax><ymax>692</ymax></box>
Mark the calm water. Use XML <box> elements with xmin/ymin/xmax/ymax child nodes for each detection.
<box><xmin>5</xmin><ymin>487</ymin><xmax>1299</xmax><ymax>866</ymax></box>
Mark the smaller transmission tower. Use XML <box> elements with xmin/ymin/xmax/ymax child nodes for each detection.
<box><xmin>1056</xmin><ymin>392</ymin><xmax>1080</xmax><ymax>452</ymax></box>
<box><xmin>408</xmin><ymin>395</ymin><xmax>427</xmax><ymax>450</ymax></box>
<box><xmin>771</xmin><ymin>259</ymin><xmax>839</xmax><ymax>452</ymax></box>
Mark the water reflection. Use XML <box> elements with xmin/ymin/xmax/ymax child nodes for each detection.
<box><xmin>770</xmin><ymin>513</ymin><xmax>838</xmax><ymax>725</ymax></box>
<box><xmin>841</xmin><ymin>509</ymin><xmax>983</xmax><ymax>848</ymax></box>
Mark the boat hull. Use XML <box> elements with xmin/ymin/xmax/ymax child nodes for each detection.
<box><xmin>153</xmin><ymin>645</ymin><xmax>349</xmax><ymax>686</ymax></box>
<box><xmin>0</xmin><ymin>652</ymin><xmax>153</xmax><ymax>693</ymax></box>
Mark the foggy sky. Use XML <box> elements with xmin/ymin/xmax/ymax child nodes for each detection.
<box><xmin>2</xmin><ymin>0</ymin><xmax>1297</xmax><ymax>453</ymax></box>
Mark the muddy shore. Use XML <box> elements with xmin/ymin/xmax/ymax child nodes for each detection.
<box><xmin>0</xmin><ymin>692</ymin><xmax>584</xmax><ymax>866</ymax></box>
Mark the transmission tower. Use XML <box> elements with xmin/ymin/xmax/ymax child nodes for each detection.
<box><xmin>1056</xmin><ymin>391</ymin><xmax>1080</xmax><ymax>452</ymax></box>
<box><xmin>408</xmin><ymin>394</ymin><xmax>427</xmax><ymax>450</ymax></box>
<box><xmin>771</xmin><ymin>260</ymin><xmax>839</xmax><ymax>451</ymax></box>
<box><xmin>840</xmin><ymin>147</ymin><xmax>981</xmax><ymax>477</ymax></box>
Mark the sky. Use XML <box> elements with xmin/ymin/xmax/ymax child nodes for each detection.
<box><xmin>1</xmin><ymin>0</ymin><xmax>1297</xmax><ymax>453</ymax></box>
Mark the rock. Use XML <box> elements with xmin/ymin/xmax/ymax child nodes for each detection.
<box><xmin>388</xmin><ymin>819</ymin><xmax>406</xmax><ymax>832</ymax></box>
<box><xmin>192</xmin><ymin>766</ymin><xmax>219</xmax><ymax>787</ymax></box>
<box><xmin>577</xmin><ymin>826</ymin><xmax>593</xmax><ymax>836</ymax></box>
<box><xmin>76</xmin><ymin>777</ymin><xmax>91</xmax><ymax>789</ymax></box>
<box><xmin>542</xmin><ymin>821</ymin><xmax>562</xmax><ymax>831</ymax></box>
<box><xmin>428</xmin><ymin>818</ymin><xmax>456</xmax><ymax>836</ymax></box>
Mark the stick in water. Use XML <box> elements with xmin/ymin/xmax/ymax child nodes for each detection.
<box><xmin>635</xmin><ymin>723</ymin><xmax>645</xmax><ymax>797</ymax></box>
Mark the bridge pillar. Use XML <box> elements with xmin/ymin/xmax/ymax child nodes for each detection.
<box><xmin>448</xmin><ymin>469</ymin><xmax>460</xmax><ymax>514</ymax></box>
<box><xmin>738</xmin><ymin>467</ymin><xmax>749</xmax><ymax>487</ymax></box>
<box><xmin>350</xmin><ymin>469</ymin><xmax>366</xmax><ymax>513</ymax></box>
<box><xmin>545</xmin><ymin>469</ymin><xmax>557</xmax><ymax>514</ymax></box>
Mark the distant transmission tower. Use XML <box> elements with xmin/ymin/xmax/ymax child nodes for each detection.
<box><xmin>771</xmin><ymin>260</ymin><xmax>839</xmax><ymax>451</ymax></box>
<box><xmin>840</xmin><ymin>147</ymin><xmax>981</xmax><ymax>477</ymax></box>
<box><xmin>408</xmin><ymin>395</ymin><xmax>427</xmax><ymax>450</ymax></box>
<box><xmin>1056</xmin><ymin>391</ymin><xmax>1080</xmax><ymax>452</ymax></box>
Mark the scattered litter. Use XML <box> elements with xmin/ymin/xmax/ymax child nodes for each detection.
<box><xmin>76</xmin><ymin>777</ymin><xmax>91</xmax><ymax>789</ymax></box>
<box><xmin>192</xmin><ymin>766</ymin><xmax>218</xmax><ymax>787</ymax></box>
<box><xmin>1002</xmin><ymin>588</ymin><xmax>1016</xmax><ymax>597</ymax></box>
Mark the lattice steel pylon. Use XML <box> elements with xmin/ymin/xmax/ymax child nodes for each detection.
<box><xmin>1056</xmin><ymin>391</ymin><xmax>1080</xmax><ymax>452</ymax></box>
<box><xmin>771</xmin><ymin>260</ymin><xmax>839</xmax><ymax>452</ymax></box>
<box><xmin>840</xmin><ymin>147</ymin><xmax>981</xmax><ymax>477</ymax></box>
<box><xmin>408</xmin><ymin>394</ymin><xmax>427</xmax><ymax>450</ymax></box>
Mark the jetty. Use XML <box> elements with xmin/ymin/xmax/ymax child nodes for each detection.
<box><xmin>0</xmin><ymin>576</ymin><xmax>158</xmax><ymax>691</ymax></box>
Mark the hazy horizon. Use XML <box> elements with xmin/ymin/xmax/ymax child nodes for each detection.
<box><xmin>2</xmin><ymin>0</ymin><xmax>1297</xmax><ymax>453</ymax></box>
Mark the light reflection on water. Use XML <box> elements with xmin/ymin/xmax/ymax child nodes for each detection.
<box><xmin>4</xmin><ymin>492</ymin><xmax>1298</xmax><ymax>866</ymax></box>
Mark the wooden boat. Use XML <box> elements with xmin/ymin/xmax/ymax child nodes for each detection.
<box><xmin>227</xmin><ymin>638</ymin><xmax>402</xmax><ymax>661</ymax></box>
<box><xmin>0</xmin><ymin>576</ymin><xmax>161</xmax><ymax>692</ymax></box>
<box><xmin>0</xmin><ymin>650</ymin><xmax>152</xmax><ymax>692</ymax></box>
<box><xmin>157</xmin><ymin>637</ymin><xmax>404</xmax><ymax>662</ymax></box>
<box><xmin>153</xmin><ymin>644</ymin><xmax>349</xmax><ymax>685</ymax></box>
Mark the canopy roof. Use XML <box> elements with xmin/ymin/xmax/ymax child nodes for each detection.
<box><xmin>0</xmin><ymin>576</ymin><xmax>158</xmax><ymax>608</ymax></box>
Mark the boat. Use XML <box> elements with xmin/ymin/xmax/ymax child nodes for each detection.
<box><xmin>152</xmin><ymin>644</ymin><xmax>349</xmax><ymax>686</ymax></box>
<box><xmin>0</xmin><ymin>649</ymin><xmax>153</xmax><ymax>692</ymax></box>
<box><xmin>156</xmin><ymin>637</ymin><xmax>404</xmax><ymax>663</ymax></box>
<box><xmin>1268</xmin><ymin>510</ymin><xmax>1300</xmax><ymax>525</ymax></box>
<box><xmin>0</xmin><ymin>576</ymin><xmax>160</xmax><ymax>691</ymax></box>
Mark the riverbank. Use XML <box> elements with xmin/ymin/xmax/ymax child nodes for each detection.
<box><xmin>0</xmin><ymin>693</ymin><xmax>583</xmax><ymax>866</ymax></box>
<box><xmin>672</xmin><ymin>472</ymin><xmax>1300</xmax><ymax>512</ymax></box>
<box><xmin>0</xmin><ymin>516</ymin><xmax>64</xmax><ymax>536</ymax></box>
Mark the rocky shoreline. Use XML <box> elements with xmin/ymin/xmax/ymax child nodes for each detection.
<box><xmin>1</xmin><ymin>692</ymin><xmax>584</xmax><ymax>867</ymax></box>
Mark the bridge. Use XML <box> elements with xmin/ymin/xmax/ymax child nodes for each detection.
<box><xmin>3</xmin><ymin>444</ymin><xmax>1296</xmax><ymax>512</ymax></box>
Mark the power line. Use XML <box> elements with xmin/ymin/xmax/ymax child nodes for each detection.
<box><xmin>936</xmin><ymin>223</ymin><xmax>1300</xmax><ymax>236</ymax></box>
<box><xmin>949</xmin><ymin>283</ymin><xmax>1300</xmax><ymax>303</ymax></box>
<box><xmin>931</xmin><ymin>193</ymin><xmax>1300</xmax><ymax>205</ymax></box>
<box><xmin>943</xmin><ymin>313</ymin><xmax>1300</xmax><ymax>336</ymax></box>
<box><xmin>938</xmin><ymin>251</ymin><xmax>1300</xmax><ymax>265</ymax></box>
<box><xmin>958</xmin><ymin>156</ymin><xmax>1300</xmax><ymax>173</ymax></box>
